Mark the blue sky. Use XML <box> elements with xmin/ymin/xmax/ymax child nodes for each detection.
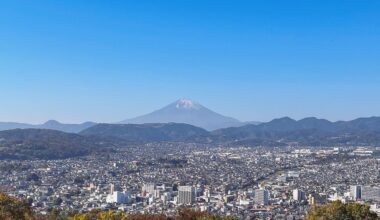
<box><xmin>1</xmin><ymin>0</ymin><xmax>380</xmax><ymax>123</ymax></box>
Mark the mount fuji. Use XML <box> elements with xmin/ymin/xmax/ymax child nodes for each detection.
<box><xmin>120</xmin><ymin>99</ymin><xmax>244</xmax><ymax>130</ymax></box>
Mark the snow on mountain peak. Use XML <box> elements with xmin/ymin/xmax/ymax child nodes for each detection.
<box><xmin>120</xmin><ymin>98</ymin><xmax>243</xmax><ymax>130</ymax></box>
<box><xmin>175</xmin><ymin>98</ymin><xmax>200</xmax><ymax>109</ymax></box>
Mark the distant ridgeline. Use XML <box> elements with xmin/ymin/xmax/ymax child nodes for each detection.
<box><xmin>81</xmin><ymin>116</ymin><xmax>380</xmax><ymax>146</ymax></box>
<box><xmin>2</xmin><ymin>116</ymin><xmax>380</xmax><ymax>160</ymax></box>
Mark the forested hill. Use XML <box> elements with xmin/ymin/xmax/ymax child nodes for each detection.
<box><xmin>0</xmin><ymin>129</ymin><xmax>108</xmax><ymax>160</ymax></box>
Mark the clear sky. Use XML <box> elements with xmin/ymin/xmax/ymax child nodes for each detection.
<box><xmin>1</xmin><ymin>0</ymin><xmax>380</xmax><ymax>124</ymax></box>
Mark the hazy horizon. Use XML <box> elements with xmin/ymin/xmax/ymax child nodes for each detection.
<box><xmin>1</xmin><ymin>97</ymin><xmax>380</xmax><ymax>125</ymax></box>
<box><xmin>1</xmin><ymin>1</ymin><xmax>380</xmax><ymax>123</ymax></box>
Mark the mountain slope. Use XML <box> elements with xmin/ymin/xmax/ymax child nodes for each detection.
<box><xmin>0</xmin><ymin>122</ymin><xmax>34</xmax><ymax>130</ymax></box>
<box><xmin>0</xmin><ymin>129</ymin><xmax>107</xmax><ymax>159</ymax></box>
<box><xmin>39</xmin><ymin>120</ymin><xmax>96</xmax><ymax>133</ymax></box>
<box><xmin>83</xmin><ymin>117</ymin><xmax>380</xmax><ymax>146</ymax></box>
<box><xmin>80</xmin><ymin>123</ymin><xmax>209</xmax><ymax>142</ymax></box>
<box><xmin>3</xmin><ymin>116</ymin><xmax>380</xmax><ymax>159</ymax></box>
<box><xmin>0</xmin><ymin>120</ymin><xmax>96</xmax><ymax>133</ymax></box>
<box><xmin>120</xmin><ymin>99</ymin><xmax>243</xmax><ymax>130</ymax></box>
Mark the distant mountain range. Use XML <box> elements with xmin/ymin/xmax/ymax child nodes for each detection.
<box><xmin>1</xmin><ymin>98</ymin><xmax>380</xmax><ymax>160</ymax></box>
<box><xmin>0</xmin><ymin>99</ymin><xmax>254</xmax><ymax>131</ymax></box>
<box><xmin>2</xmin><ymin>116</ymin><xmax>380</xmax><ymax>160</ymax></box>
<box><xmin>210</xmin><ymin>116</ymin><xmax>380</xmax><ymax>146</ymax></box>
<box><xmin>0</xmin><ymin>120</ymin><xmax>96</xmax><ymax>133</ymax></box>
<box><xmin>81</xmin><ymin>116</ymin><xmax>380</xmax><ymax>146</ymax></box>
<box><xmin>120</xmin><ymin>98</ymin><xmax>245</xmax><ymax>130</ymax></box>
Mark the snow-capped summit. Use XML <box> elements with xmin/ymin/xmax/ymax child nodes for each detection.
<box><xmin>175</xmin><ymin>98</ymin><xmax>201</xmax><ymax>110</ymax></box>
<box><xmin>120</xmin><ymin>98</ymin><xmax>243</xmax><ymax>130</ymax></box>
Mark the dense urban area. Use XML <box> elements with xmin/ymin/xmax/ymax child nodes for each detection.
<box><xmin>1</xmin><ymin>143</ymin><xmax>380</xmax><ymax>219</ymax></box>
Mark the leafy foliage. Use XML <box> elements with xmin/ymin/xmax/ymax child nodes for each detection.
<box><xmin>68</xmin><ymin>209</ymin><xmax>236</xmax><ymax>220</ymax></box>
<box><xmin>306</xmin><ymin>201</ymin><xmax>378</xmax><ymax>220</ymax></box>
<box><xmin>0</xmin><ymin>192</ymin><xmax>34</xmax><ymax>220</ymax></box>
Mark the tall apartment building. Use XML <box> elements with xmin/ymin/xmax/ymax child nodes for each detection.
<box><xmin>293</xmin><ymin>189</ymin><xmax>305</xmax><ymax>201</ymax></box>
<box><xmin>142</xmin><ymin>183</ymin><xmax>156</xmax><ymax>195</ymax></box>
<box><xmin>254</xmin><ymin>189</ymin><xmax>269</xmax><ymax>205</ymax></box>
<box><xmin>350</xmin><ymin>185</ymin><xmax>361</xmax><ymax>201</ymax></box>
<box><xmin>110</xmin><ymin>183</ymin><xmax>115</xmax><ymax>194</ymax></box>
<box><xmin>178</xmin><ymin>186</ymin><xmax>195</xmax><ymax>205</ymax></box>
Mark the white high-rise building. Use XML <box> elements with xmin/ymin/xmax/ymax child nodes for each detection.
<box><xmin>110</xmin><ymin>183</ymin><xmax>115</xmax><ymax>194</ymax></box>
<box><xmin>254</xmin><ymin>189</ymin><xmax>269</xmax><ymax>205</ymax></box>
<box><xmin>142</xmin><ymin>183</ymin><xmax>156</xmax><ymax>195</ymax></box>
<box><xmin>350</xmin><ymin>185</ymin><xmax>361</xmax><ymax>201</ymax></box>
<box><xmin>204</xmin><ymin>188</ymin><xmax>211</xmax><ymax>198</ymax></box>
<box><xmin>178</xmin><ymin>186</ymin><xmax>195</xmax><ymax>205</ymax></box>
<box><xmin>106</xmin><ymin>191</ymin><xmax>129</xmax><ymax>204</ymax></box>
<box><xmin>293</xmin><ymin>189</ymin><xmax>305</xmax><ymax>201</ymax></box>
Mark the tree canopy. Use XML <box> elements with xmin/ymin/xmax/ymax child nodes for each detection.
<box><xmin>0</xmin><ymin>192</ymin><xmax>34</xmax><ymax>220</ymax></box>
<box><xmin>68</xmin><ymin>209</ymin><xmax>236</xmax><ymax>220</ymax></box>
<box><xmin>306</xmin><ymin>201</ymin><xmax>378</xmax><ymax>220</ymax></box>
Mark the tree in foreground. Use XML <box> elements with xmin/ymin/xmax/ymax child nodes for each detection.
<box><xmin>68</xmin><ymin>209</ymin><xmax>236</xmax><ymax>220</ymax></box>
<box><xmin>306</xmin><ymin>201</ymin><xmax>378</xmax><ymax>220</ymax></box>
<box><xmin>0</xmin><ymin>192</ymin><xmax>34</xmax><ymax>220</ymax></box>
<box><xmin>0</xmin><ymin>192</ymin><xmax>234</xmax><ymax>220</ymax></box>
